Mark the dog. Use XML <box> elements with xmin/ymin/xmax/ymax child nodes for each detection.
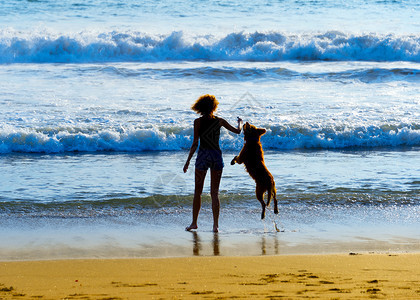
<box><xmin>231</xmin><ymin>122</ymin><xmax>278</xmax><ymax>219</ymax></box>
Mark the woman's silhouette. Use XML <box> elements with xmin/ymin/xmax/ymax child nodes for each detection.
<box><xmin>184</xmin><ymin>94</ymin><xmax>242</xmax><ymax>232</ymax></box>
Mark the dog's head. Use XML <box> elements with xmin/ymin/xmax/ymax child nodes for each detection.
<box><xmin>243</xmin><ymin>122</ymin><xmax>266</xmax><ymax>141</ymax></box>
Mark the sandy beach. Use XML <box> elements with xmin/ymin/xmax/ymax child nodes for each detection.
<box><xmin>1</xmin><ymin>253</ymin><xmax>419</xmax><ymax>299</ymax></box>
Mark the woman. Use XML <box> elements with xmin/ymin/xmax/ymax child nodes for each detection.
<box><xmin>183</xmin><ymin>94</ymin><xmax>242</xmax><ymax>232</ymax></box>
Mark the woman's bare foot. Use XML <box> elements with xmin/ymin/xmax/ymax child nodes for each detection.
<box><xmin>185</xmin><ymin>224</ymin><xmax>198</xmax><ymax>231</ymax></box>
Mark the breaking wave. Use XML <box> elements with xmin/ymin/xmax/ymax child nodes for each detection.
<box><xmin>0</xmin><ymin>123</ymin><xmax>419</xmax><ymax>153</ymax></box>
<box><xmin>0</xmin><ymin>30</ymin><xmax>419</xmax><ymax>63</ymax></box>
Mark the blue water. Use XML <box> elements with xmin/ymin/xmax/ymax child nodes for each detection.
<box><xmin>0</xmin><ymin>0</ymin><xmax>419</xmax><ymax>260</ymax></box>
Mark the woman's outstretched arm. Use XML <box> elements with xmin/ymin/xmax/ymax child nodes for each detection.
<box><xmin>221</xmin><ymin>117</ymin><xmax>242</xmax><ymax>134</ymax></box>
<box><xmin>183</xmin><ymin>118</ymin><xmax>200</xmax><ymax>173</ymax></box>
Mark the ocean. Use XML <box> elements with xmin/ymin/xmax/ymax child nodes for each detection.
<box><xmin>0</xmin><ymin>0</ymin><xmax>419</xmax><ymax>260</ymax></box>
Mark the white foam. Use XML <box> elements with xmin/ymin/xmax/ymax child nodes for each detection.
<box><xmin>0</xmin><ymin>123</ymin><xmax>418</xmax><ymax>153</ymax></box>
<box><xmin>0</xmin><ymin>30</ymin><xmax>419</xmax><ymax>63</ymax></box>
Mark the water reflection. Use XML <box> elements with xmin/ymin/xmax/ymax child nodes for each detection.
<box><xmin>192</xmin><ymin>231</ymin><xmax>201</xmax><ymax>256</ymax></box>
<box><xmin>191</xmin><ymin>231</ymin><xmax>220</xmax><ymax>256</ymax></box>
<box><xmin>261</xmin><ymin>234</ymin><xmax>280</xmax><ymax>255</ymax></box>
<box><xmin>213</xmin><ymin>232</ymin><xmax>220</xmax><ymax>256</ymax></box>
<box><xmin>190</xmin><ymin>231</ymin><xmax>280</xmax><ymax>256</ymax></box>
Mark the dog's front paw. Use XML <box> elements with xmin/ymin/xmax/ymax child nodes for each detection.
<box><xmin>231</xmin><ymin>157</ymin><xmax>237</xmax><ymax>165</ymax></box>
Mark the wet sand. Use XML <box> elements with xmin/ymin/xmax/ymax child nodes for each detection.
<box><xmin>1</xmin><ymin>253</ymin><xmax>419</xmax><ymax>299</ymax></box>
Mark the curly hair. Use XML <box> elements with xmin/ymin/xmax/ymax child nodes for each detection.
<box><xmin>191</xmin><ymin>94</ymin><xmax>219</xmax><ymax>116</ymax></box>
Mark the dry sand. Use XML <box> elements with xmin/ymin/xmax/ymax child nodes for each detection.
<box><xmin>1</xmin><ymin>253</ymin><xmax>419</xmax><ymax>299</ymax></box>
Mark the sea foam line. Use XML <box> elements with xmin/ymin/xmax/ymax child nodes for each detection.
<box><xmin>0</xmin><ymin>191</ymin><xmax>418</xmax><ymax>213</ymax></box>
<box><xmin>0</xmin><ymin>30</ymin><xmax>419</xmax><ymax>63</ymax></box>
<box><xmin>94</xmin><ymin>65</ymin><xmax>420</xmax><ymax>82</ymax></box>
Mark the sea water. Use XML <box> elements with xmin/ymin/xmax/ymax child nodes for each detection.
<box><xmin>0</xmin><ymin>0</ymin><xmax>419</xmax><ymax>260</ymax></box>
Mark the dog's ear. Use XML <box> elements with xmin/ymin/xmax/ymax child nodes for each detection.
<box><xmin>258</xmin><ymin>128</ymin><xmax>266</xmax><ymax>136</ymax></box>
<box><xmin>244</xmin><ymin>122</ymin><xmax>250</xmax><ymax>130</ymax></box>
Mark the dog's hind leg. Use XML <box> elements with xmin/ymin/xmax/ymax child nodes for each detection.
<box><xmin>273</xmin><ymin>188</ymin><xmax>279</xmax><ymax>215</ymax></box>
<box><xmin>256</xmin><ymin>185</ymin><xmax>266</xmax><ymax>219</ymax></box>
<box><xmin>269</xmin><ymin>179</ymin><xmax>278</xmax><ymax>215</ymax></box>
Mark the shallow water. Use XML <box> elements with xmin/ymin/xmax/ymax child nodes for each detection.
<box><xmin>1</xmin><ymin>150</ymin><xmax>419</xmax><ymax>203</ymax></box>
<box><xmin>1</xmin><ymin>151</ymin><xmax>419</xmax><ymax>260</ymax></box>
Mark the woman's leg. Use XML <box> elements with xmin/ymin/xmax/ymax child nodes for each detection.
<box><xmin>186</xmin><ymin>168</ymin><xmax>207</xmax><ymax>231</ymax></box>
<box><xmin>210</xmin><ymin>168</ymin><xmax>223</xmax><ymax>232</ymax></box>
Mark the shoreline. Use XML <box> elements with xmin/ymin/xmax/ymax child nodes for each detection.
<box><xmin>1</xmin><ymin>249</ymin><xmax>419</xmax><ymax>263</ymax></box>
<box><xmin>1</xmin><ymin>226</ymin><xmax>419</xmax><ymax>262</ymax></box>
<box><xmin>1</xmin><ymin>205</ymin><xmax>419</xmax><ymax>261</ymax></box>
<box><xmin>1</xmin><ymin>253</ymin><xmax>419</xmax><ymax>299</ymax></box>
